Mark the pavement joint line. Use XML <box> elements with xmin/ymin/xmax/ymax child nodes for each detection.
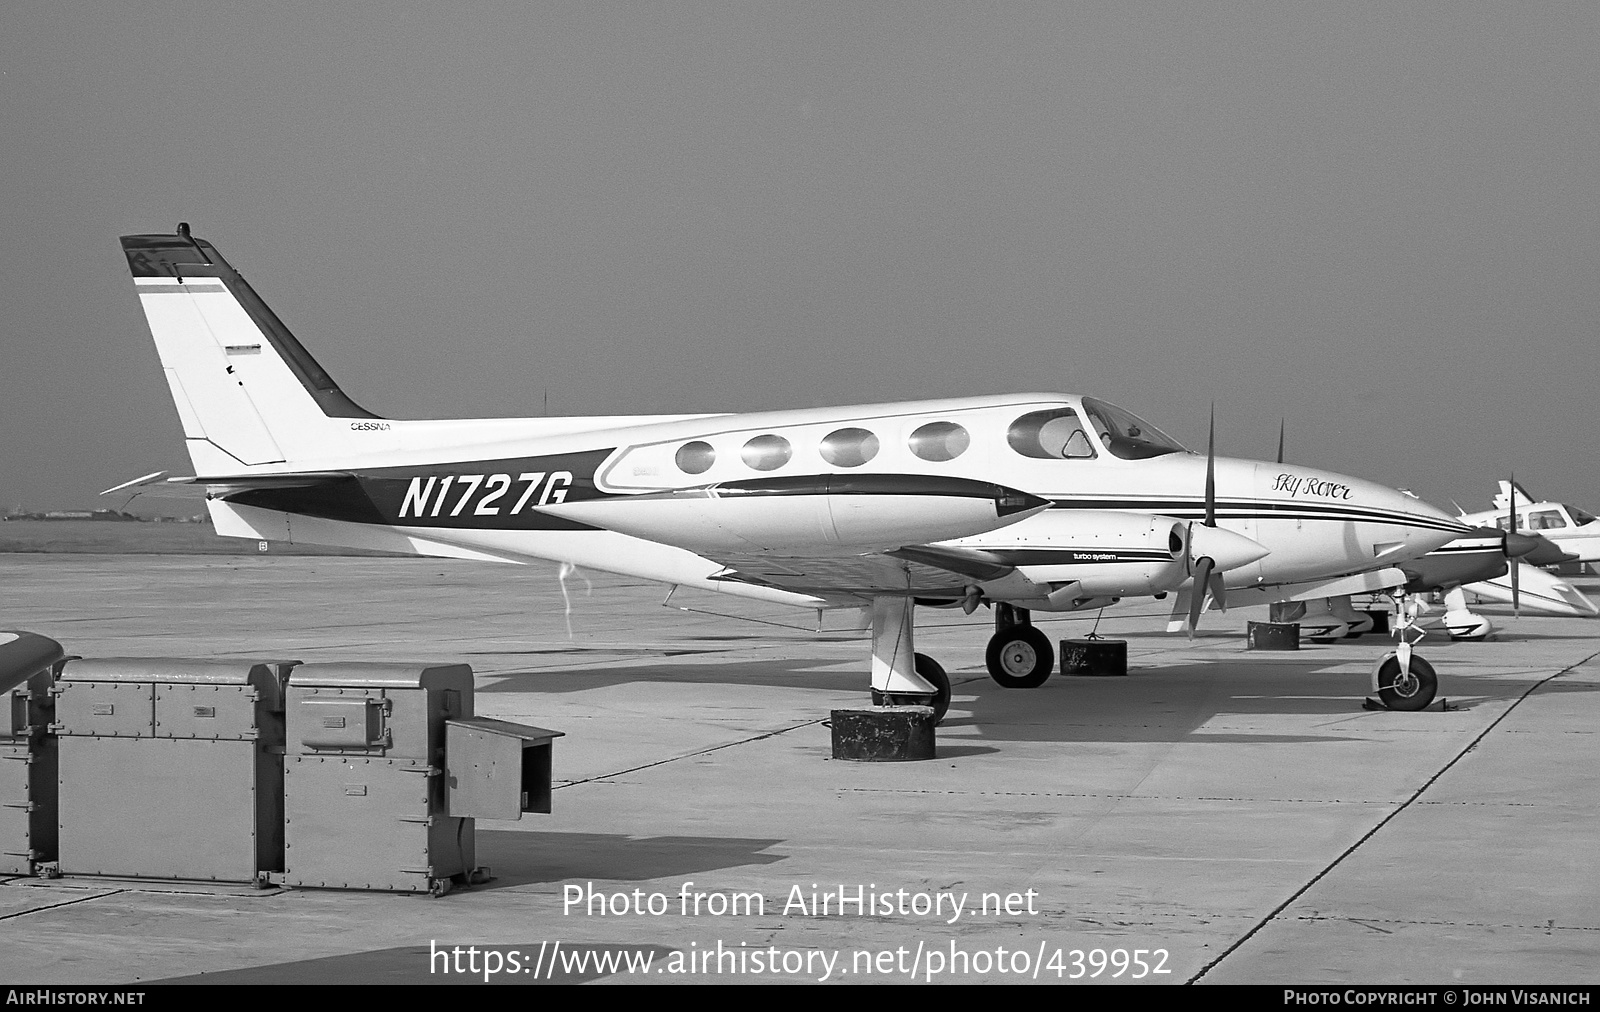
<box><xmin>1186</xmin><ymin>647</ymin><xmax>1600</xmax><ymax>985</ymax></box>
<box><xmin>0</xmin><ymin>888</ymin><xmax>126</xmax><ymax>922</ymax></box>
<box><xmin>1292</xmin><ymin>915</ymin><xmax>1600</xmax><ymax>933</ymax></box>
<box><xmin>554</xmin><ymin>718</ymin><xmax>828</xmax><ymax>790</ymax></box>
<box><xmin>838</xmin><ymin>788</ymin><xmax>1405</xmax><ymax>804</ymax></box>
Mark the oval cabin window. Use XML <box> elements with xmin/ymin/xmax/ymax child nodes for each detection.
<box><xmin>675</xmin><ymin>441</ymin><xmax>716</xmax><ymax>475</ymax></box>
<box><xmin>819</xmin><ymin>427</ymin><xmax>880</xmax><ymax>468</ymax></box>
<box><xmin>1007</xmin><ymin>408</ymin><xmax>1095</xmax><ymax>459</ymax></box>
<box><xmin>908</xmin><ymin>421</ymin><xmax>970</xmax><ymax>462</ymax></box>
<box><xmin>740</xmin><ymin>434</ymin><xmax>793</xmax><ymax>471</ymax></box>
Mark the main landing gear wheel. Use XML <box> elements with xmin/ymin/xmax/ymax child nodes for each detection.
<box><xmin>915</xmin><ymin>653</ymin><xmax>951</xmax><ymax>723</ymax></box>
<box><xmin>870</xmin><ymin>653</ymin><xmax>951</xmax><ymax>723</ymax></box>
<box><xmin>986</xmin><ymin>625</ymin><xmax>1054</xmax><ymax>689</ymax></box>
<box><xmin>1376</xmin><ymin>655</ymin><xmax>1438</xmax><ymax>712</ymax></box>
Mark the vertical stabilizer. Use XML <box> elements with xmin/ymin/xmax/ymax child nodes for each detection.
<box><xmin>1492</xmin><ymin>479</ymin><xmax>1536</xmax><ymax>512</ymax></box>
<box><xmin>121</xmin><ymin>226</ymin><xmax>379</xmax><ymax>471</ymax></box>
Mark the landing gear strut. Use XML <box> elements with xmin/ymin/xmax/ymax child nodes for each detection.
<box><xmin>985</xmin><ymin>604</ymin><xmax>1054</xmax><ymax>688</ymax></box>
<box><xmin>1371</xmin><ymin>592</ymin><xmax>1439</xmax><ymax>711</ymax></box>
<box><xmin>867</xmin><ymin>597</ymin><xmax>951</xmax><ymax>722</ymax></box>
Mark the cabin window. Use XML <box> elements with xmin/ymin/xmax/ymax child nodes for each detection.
<box><xmin>908</xmin><ymin>421</ymin><xmax>970</xmax><ymax>462</ymax></box>
<box><xmin>820</xmin><ymin>427</ymin><xmax>880</xmax><ymax>468</ymax></box>
<box><xmin>741</xmin><ymin>434</ymin><xmax>792</xmax><ymax>471</ymax></box>
<box><xmin>675</xmin><ymin>441</ymin><xmax>715</xmax><ymax>475</ymax></box>
<box><xmin>1007</xmin><ymin>408</ymin><xmax>1095</xmax><ymax>459</ymax></box>
<box><xmin>1528</xmin><ymin>510</ymin><xmax>1567</xmax><ymax>530</ymax></box>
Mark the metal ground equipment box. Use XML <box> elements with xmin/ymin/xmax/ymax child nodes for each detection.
<box><xmin>0</xmin><ymin>632</ymin><xmax>66</xmax><ymax>875</ymax></box>
<box><xmin>281</xmin><ymin>663</ymin><xmax>561</xmax><ymax>895</ymax></box>
<box><xmin>446</xmin><ymin>717</ymin><xmax>562</xmax><ymax>818</ymax></box>
<box><xmin>52</xmin><ymin>658</ymin><xmax>293</xmax><ymax>883</ymax></box>
<box><xmin>281</xmin><ymin>662</ymin><xmax>470</xmax><ymax>894</ymax></box>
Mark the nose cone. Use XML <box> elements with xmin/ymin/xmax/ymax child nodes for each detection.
<box><xmin>1188</xmin><ymin>523</ymin><xmax>1270</xmax><ymax>572</ymax></box>
<box><xmin>1363</xmin><ymin>484</ymin><xmax>1474</xmax><ymax>556</ymax></box>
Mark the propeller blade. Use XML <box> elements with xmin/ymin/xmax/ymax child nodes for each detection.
<box><xmin>1508</xmin><ymin>473</ymin><xmax>1517</xmax><ymax>535</ymax></box>
<box><xmin>1508</xmin><ymin>473</ymin><xmax>1520</xmax><ymax>616</ymax></box>
<box><xmin>1209</xmin><ymin>568</ymin><xmax>1227</xmax><ymax>613</ymax></box>
<box><xmin>1188</xmin><ymin>555</ymin><xmax>1215</xmax><ymax>633</ymax></box>
<box><xmin>1205</xmin><ymin>403</ymin><xmax>1216</xmax><ymax>528</ymax></box>
<box><xmin>1512</xmin><ymin>557</ymin><xmax>1521</xmax><ymax>617</ymax></box>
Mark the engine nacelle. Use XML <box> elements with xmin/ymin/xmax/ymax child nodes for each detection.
<box><xmin>954</xmin><ymin>510</ymin><xmax>1268</xmax><ymax>604</ymax></box>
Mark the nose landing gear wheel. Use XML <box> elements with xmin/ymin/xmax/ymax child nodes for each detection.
<box><xmin>1376</xmin><ymin>655</ymin><xmax>1438</xmax><ymax>711</ymax></box>
<box><xmin>985</xmin><ymin>626</ymin><xmax>1054</xmax><ymax>688</ymax></box>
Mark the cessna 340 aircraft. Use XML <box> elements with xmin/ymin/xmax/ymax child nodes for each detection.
<box><xmin>109</xmin><ymin>226</ymin><xmax>1473</xmax><ymax>718</ymax></box>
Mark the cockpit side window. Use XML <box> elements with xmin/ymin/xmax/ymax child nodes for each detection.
<box><xmin>1529</xmin><ymin>509</ymin><xmax>1567</xmax><ymax>530</ymax></box>
<box><xmin>1079</xmin><ymin>397</ymin><xmax>1187</xmax><ymax>460</ymax></box>
<box><xmin>1007</xmin><ymin>408</ymin><xmax>1095</xmax><ymax>459</ymax></box>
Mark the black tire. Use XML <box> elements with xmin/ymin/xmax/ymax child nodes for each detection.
<box><xmin>869</xmin><ymin>653</ymin><xmax>951</xmax><ymax>723</ymax></box>
<box><xmin>914</xmin><ymin>653</ymin><xmax>951</xmax><ymax>723</ymax></box>
<box><xmin>986</xmin><ymin>625</ymin><xmax>1054</xmax><ymax>688</ymax></box>
<box><xmin>1376</xmin><ymin>654</ymin><xmax>1438</xmax><ymax>711</ymax></box>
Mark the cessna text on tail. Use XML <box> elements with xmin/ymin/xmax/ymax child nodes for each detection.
<box><xmin>115</xmin><ymin>227</ymin><xmax>1471</xmax><ymax>717</ymax></box>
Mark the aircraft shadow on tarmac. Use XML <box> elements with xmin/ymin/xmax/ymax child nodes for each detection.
<box><xmin>476</xmin><ymin>656</ymin><xmax>862</xmax><ymax>694</ymax></box>
<box><xmin>471</xmin><ymin>830</ymin><xmax>786</xmax><ymax>888</ymax></box>
<box><xmin>916</xmin><ymin>663</ymin><xmax>1593</xmax><ymax>743</ymax></box>
<box><xmin>476</xmin><ymin>651</ymin><xmax>1591</xmax><ymax>744</ymax></box>
<box><xmin>154</xmin><ymin>943</ymin><xmax>675</xmax><ymax>985</ymax></box>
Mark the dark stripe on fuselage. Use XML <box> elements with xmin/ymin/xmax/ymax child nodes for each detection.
<box><xmin>1046</xmin><ymin>497</ymin><xmax>1465</xmax><ymax>534</ymax></box>
<box><xmin>708</xmin><ymin>474</ymin><xmax>1048</xmax><ymax>516</ymax></box>
<box><xmin>985</xmin><ymin>549</ymin><xmax>1172</xmax><ymax>566</ymax></box>
<box><xmin>223</xmin><ymin>449</ymin><xmax>616</xmax><ymax>530</ymax></box>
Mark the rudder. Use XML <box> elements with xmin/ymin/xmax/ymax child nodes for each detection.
<box><xmin>121</xmin><ymin>225</ymin><xmax>379</xmax><ymax>472</ymax></box>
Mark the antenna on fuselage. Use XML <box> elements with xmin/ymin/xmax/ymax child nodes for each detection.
<box><xmin>1277</xmin><ymin>418</ymin><xmax>1285</xmax><ymax>465</ymax></box>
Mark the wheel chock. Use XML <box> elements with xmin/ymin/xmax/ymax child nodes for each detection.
<box><xmin>1363</xmin><ymin>696</ymin><xmax>1454</xmax><ymax>712</ymax></box>
<box><xmin>1247</xmin><ymin>621</ymin><xmax>1299</xmax><ymax>650</ymax></box>
<box><xmin>1061</xmin><ymin>638</ymin><xmax>1128</xmax><ymax>676</ymax></box>
<box><xmin>830</xmin><ymin>707</ymin><xmax>936</xmax><ymax>761</ymax></box>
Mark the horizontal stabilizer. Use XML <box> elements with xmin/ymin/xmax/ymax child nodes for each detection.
<box><xmin>168</xmin><ymin>471</ymin><xmax>353</xmax><ymax>490</ymax></box>
<box><xmin>99</xmin><ymin>470</ymin><xmax>171</xmax><ymax>496</ymax></box>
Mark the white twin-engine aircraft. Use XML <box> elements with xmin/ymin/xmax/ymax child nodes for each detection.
<box><xmin>1459</xmin><ymin>480</ymin><xmax>1600</xmax><ymax>567</ymax></box>
<box><xmin>114</xmin><ymin>227</ymin><xmax>1471</xmax><ymax>718</ymax></box>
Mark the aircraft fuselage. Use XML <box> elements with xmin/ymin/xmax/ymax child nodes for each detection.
<box><xmin>210</xmin><ymin>393</ymin><xmax>1465</xmax><ymax>610</ymax></box>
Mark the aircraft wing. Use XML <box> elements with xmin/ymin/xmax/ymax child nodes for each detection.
<box><xmin>536</xmin><ymin>473</ymin><xmax>1057</xmax><ymax>603</ymax></box>
<box><xmin>702</xmin><ymin>543</ymin><xmax>1054</xmax><ymax>603</ymax></box>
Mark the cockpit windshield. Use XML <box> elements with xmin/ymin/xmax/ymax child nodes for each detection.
<box><xmin>1080</xmin><ymin>397</ymin><xmax>1187</xmax><ymax>460</ymax></box>
<box><xmin>1568</xmin><ymin>505</ymin><xmax>1598</xmax><ymax>527</ymax></box>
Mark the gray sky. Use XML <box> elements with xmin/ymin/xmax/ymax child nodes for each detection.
<box><xmin>4</xmin><ymin>2</ymin><xmax>1598</xmax><ymax>514</ymax></box>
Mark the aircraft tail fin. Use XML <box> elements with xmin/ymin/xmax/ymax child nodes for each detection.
<box><xmin>1491</xmin><ymin>479</ymin><xmax>1536</xmax><ymax>512</ymax></box>
<box><xmin>121</xmin><ymin>225</ymin><xmax>379</xmax><ymax>472</ymax></box>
